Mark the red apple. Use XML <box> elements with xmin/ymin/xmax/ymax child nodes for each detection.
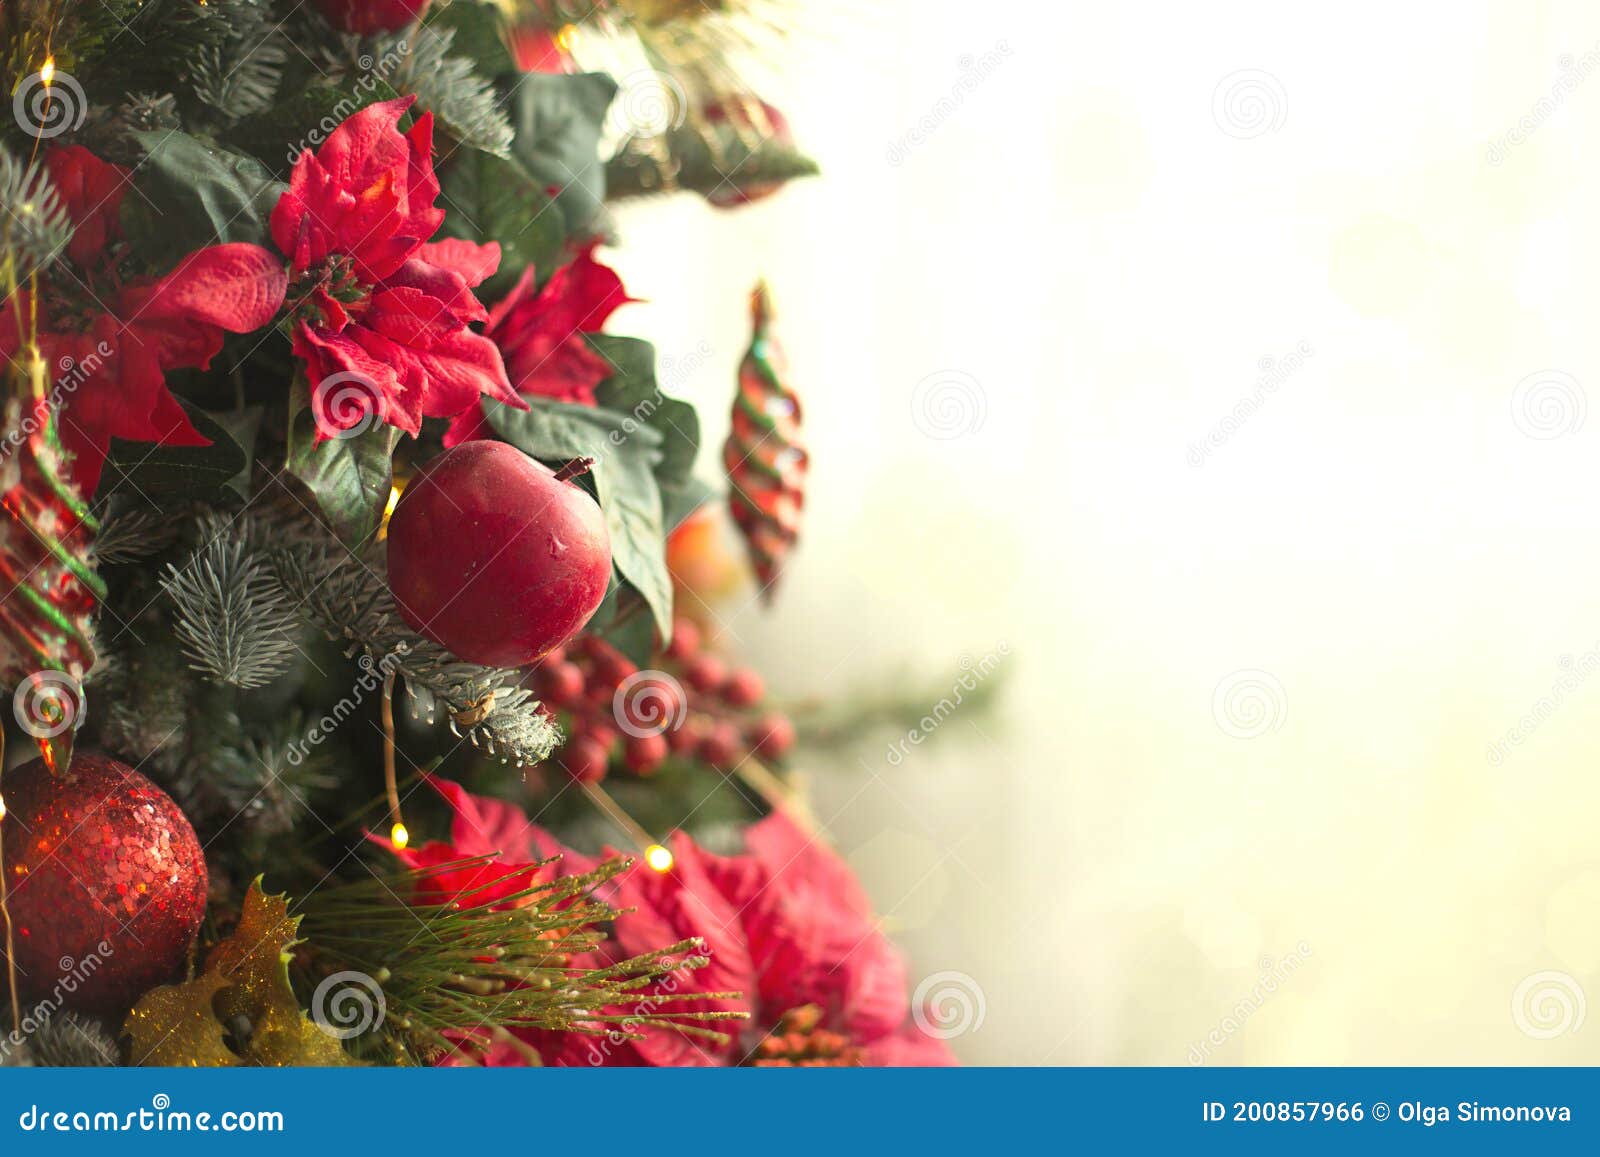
<box><xmin>387</xmin><ymin>441</ymin><xmax>612</xmax><ymax>667</ymax></box>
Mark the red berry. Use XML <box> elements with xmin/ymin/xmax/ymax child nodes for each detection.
<box><xmin>746</xmin><ymin>713</ymin><xmax>796</xmax><ymax>761</ymax></box>
<box><xmin>560</xmin><ymin>735</ymin><xmax>611</xmax><ymax>784</ymax></box>
<box><xmin>387</xmin><ymin>442</ymin><xmax>611</xmax><ymax>667</ymax></box>
<box><xmin>698</xmin><ymin>721</ymin><xmax>741</xmax><ymax>769</ymax></box>
<box><xmin>721</xmin><ymin>667</ymin><xmax>765</xmax><ymax>707</ymax></box>
<box><xmin>669</xmin><ymin>714</ymin><xmax>708</xmax><ymax>754</ymax></box>
<box><xmin>666</xmin><ymin>617</ymin><xmax>701</xmax><ymax>661</ymax></box>
<box><xmin>536</xmin><ymin>661</ymin><xmax>585</xmax><ymax>707</ymax></box>
<box><xmin>624</xmin><ymin>733</ymin><xmax>669</xmax><ymax>775</ymax></box>
<box><xmin>582</xmin><ymin>723</ymin><xmax>618</xmax><ymax>753</ymax></box>
<box><xmin>543</xmin><ymin>645</ymin><xmax>567</xmax><ymax>666</ymax></box>
<box><xmin>684</xmin><ymin>654</ymin><xmax>727</xmax><ymax>694</ymax></box>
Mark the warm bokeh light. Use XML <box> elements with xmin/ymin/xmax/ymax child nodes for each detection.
<box><xmin>644</xmin><ymin>844</ymin><xmax>674</xmax><ymax>873</ymax></box>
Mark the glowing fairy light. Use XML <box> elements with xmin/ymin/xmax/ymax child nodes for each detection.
<box><xmin>644</xmin><ymin>843</ymin><xmax>674</xmax><ymax>872</ymax></box>
<box><xmin>389</xmin><ymin>822</ymin><xmax>409</xmax><ymax>851</ymax></box>
<box><xmin>39</xmin><ymin>57</ymin><xmax>55</xmax><ymax>86</ymax></box>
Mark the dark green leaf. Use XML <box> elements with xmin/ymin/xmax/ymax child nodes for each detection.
<box><xmin>124</xmin><ymin>132</ymin><xmax>284</xmax><ymax>265</ymax></box>
<box><xmin>285</xmin><ymin>380</ymin><xmax>401</xmax><ymax>548</ymax></box>
<box><xmin>101</xmin><ymin>401</ymin><xmax>247</xmax><ymax>508</ymax></box>
<box><xmin>588</xmin><ymin>334</ymin><xmax>700</xmax><ymax>494</ymax></box>
<box><xmin>436</xmin><ymin>147</ymin><xmax>565</xmax><ymax>299</ymax></box>
<box><xmin>505</xmin><ymin>72</ymin><xmax>617</xmax><ymax>239</ymax></box>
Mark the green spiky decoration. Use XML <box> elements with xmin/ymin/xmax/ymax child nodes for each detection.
<box><xmin>723</xmin><ymin>281</ymin><xmax>806</xmax><ymax>601</ymax></box>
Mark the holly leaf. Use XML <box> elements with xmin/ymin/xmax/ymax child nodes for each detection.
<box><xmin>208</xmin><ymin>884</ymin><xmax>358</xmax><ymax>1068</ymax></box>
<box><xmin>124</xmin><ymin>882</ymin><xmax>361</xmax><ymax>1067</ymax></box>
<box><xmin>286</xmin><ymin>378</ymin><xmax>401</xmax><ymax>549</ymax></box>
<box><xmin>124</xmin><ymin>132</ymin><xmax>284</xmax><ymax>265</ymax></box>
<box><xmin>124</xmin><ymin>971</ymin><xmax>239</xmax><ymax>1067</ymax></box>
<box><xmin>100</xmin><ymin>401</ymin><xmax>248</xmax><ymax>508</ymax></box>
<box><xmin>505</xmin><ymin>72</ymin><xmax>617</xmax><ymax>239</ymax></box>
<box><xmin>436</xmin><ymin>146</ymin><xmax>566</xmax><ymax>300</ymax></box>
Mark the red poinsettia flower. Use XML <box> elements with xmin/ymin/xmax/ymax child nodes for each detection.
<box><xmin>442</xmin><ymin>246</ymin><xmax>636</xmax><ymax>445</ymax></box>
<box><xmin>0</xmin><ymin>146</ymin><xmax>287</xmax><ymax>495</ymax></box>
<box><xmin>368</xmin><ymin>776</ymin><xmax>579</xmax><ymax>909</ymax></box>
<box><xmin>270</xmin><ymin>96</ymin><xmax>524</xmax><ymax>440</ymax></box>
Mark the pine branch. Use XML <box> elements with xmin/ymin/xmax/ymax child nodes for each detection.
<box><xmin>188</xmin><ymin>0</ymin><xmax>286</xmax><ymax>121</ymax></box>
<box><xmin>0</xmin><ymin>144</ymin><xmax>71</xmax><ymax>278</ymax></box>
<box><xmin>161</xmin><ymin>515</ymin><xmax>299</xmax><ymax>690</ymax></box>
<box><xmin>298</xmin><ymin>855</ymin><xmax>747</xmax><ymax>1064</ymax></box>
<box><xmin>0</xmin><ymin>1013</ymin><xmax>120</xmax><ymax>1067</ymax></box>
<box><xmin>273</xmin><ymin>535</ymin><xmax>560</xmax><ymax>767</ymax></box>
<box><xmin>371</xmin><ymin>27</ymin><xmax>514</xmax><ymax>157</ymax></box>
<box><xmin>92</xmin><ymin>503</ymin><xmax>180</xmax><ymax>565</ymax></box>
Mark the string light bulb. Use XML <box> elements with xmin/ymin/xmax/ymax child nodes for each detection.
<box><xmin>0</xmin><ymin>792</ymin><xmax>6</xmax><ymax>822</ymax></box>
<box><xmin>39</xmin><ymin>57</ymin><xmax>55</xmax><ymax>86</ymax></box>
<box><xmin>389</xmin><ymin>822</ymin><xmax>409</xmax><ymax>851</ymax></box>
<box><xmin>644</xmin><ymin>843</ymin><xmax>673</xmax><ymax>872</ymax></box>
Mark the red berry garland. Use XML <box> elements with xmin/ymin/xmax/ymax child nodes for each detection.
<box><xmin>0</xmin><ymin>752</ymin><xmax>208</xmax><ymax>1015</ymax></box>
<box><xmin>537</xmin><ymin>624</ymin><xmax>795</xmax><ymax>784</ymax></box>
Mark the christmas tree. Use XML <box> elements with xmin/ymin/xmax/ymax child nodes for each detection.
<box><xmin>0</xmin><ymin>0</ymin><xmax>958</xmax><ymax>1068</ymax></box>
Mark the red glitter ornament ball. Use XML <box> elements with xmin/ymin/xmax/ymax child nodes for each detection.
<box><xmin>0</xmin><ymin>751</ymin><xmax>208</xmax><ymax>1014</ymax></box>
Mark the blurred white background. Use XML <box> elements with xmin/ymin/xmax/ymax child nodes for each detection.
<box><xmin>607</xmin><ymin>0</ymin><xmax>1600</xmax><ymax>1063</ymax></box>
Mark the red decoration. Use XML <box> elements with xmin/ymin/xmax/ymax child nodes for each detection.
<box><xmin>269</xmin><ymin>97</ymin><xmax>523</xmax><ymax>441</ymax></box>
<box><xmin>536</xmin><ymin>626</ymin><xmax>794</xmax><ymax>784</ymax></box>
<box><xmin>724</xmin><ymin>281</ymin><xmax>806</xmax><ymax>600</ymax></box>
<box><xmin>0</xmin><ymin>752</ymin><xmax>208</xmax><ymax>1015</ymax></box>
<box><xmin>704</xmin><ymin>101</ymin><xmax>797</xmax><ymax>209</ymax></box>
<box><xmin>0</xmin><ymin>147</ymin><xmax>288</xmax><ymax>495</ymax></box>
<box><xmin>315</xmin><ymin>0</ymin><xmax>432</xmax><ymax>34</ymax></box>
<box><xmin>386</xmin><ymin>441</ymin><xmax>612</xmax><ymax>667</ymax></box>
<box><xmin>445</xmin><ymin>246</ymin><xmax>636</xmax><ymax>445</ymax></box>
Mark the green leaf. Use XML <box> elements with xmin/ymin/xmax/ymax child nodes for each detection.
<box><xmin>101</xmin><ymin>402</ymin><xmax>247</xmax><ymax>508</ymax></box>
<box><xmin>124</xmin><ymin>132</ymin><xmax>284</xmax><ymax>265</ymax></box>
<box><xmin>285</xmin><ymin>380</ymin><xmax>401</xmax><ymax>548</ymax></box>
<box><xmin>588</xmin><ymin>334</ymin><xmax>700</xmax><ymax>494</ymax></box>
<box><xmin>505</xmin><ymin>72</ymin><xmax>617</xmax><ymax>239</ymax></box>
<box><xmin>593</xmin><ymin>454</ymin><xmax>673</xmax><ymax>641</ymax></box>
<box><xmin>436</xmin><ymin>146</ymin><xmax>566</xmax><ymax>299</ymax></box>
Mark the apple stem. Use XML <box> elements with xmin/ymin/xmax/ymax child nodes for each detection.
<box><xmin>553</xmin><ymin>457</ymin><xmax>597</xmax><ymax>483</ymax></box>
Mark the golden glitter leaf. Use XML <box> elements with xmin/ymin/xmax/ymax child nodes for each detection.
<box><xmin>123</xmin><ymin>881</ymin><xmax>361</xmax><ymax>1067</ymax></box>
